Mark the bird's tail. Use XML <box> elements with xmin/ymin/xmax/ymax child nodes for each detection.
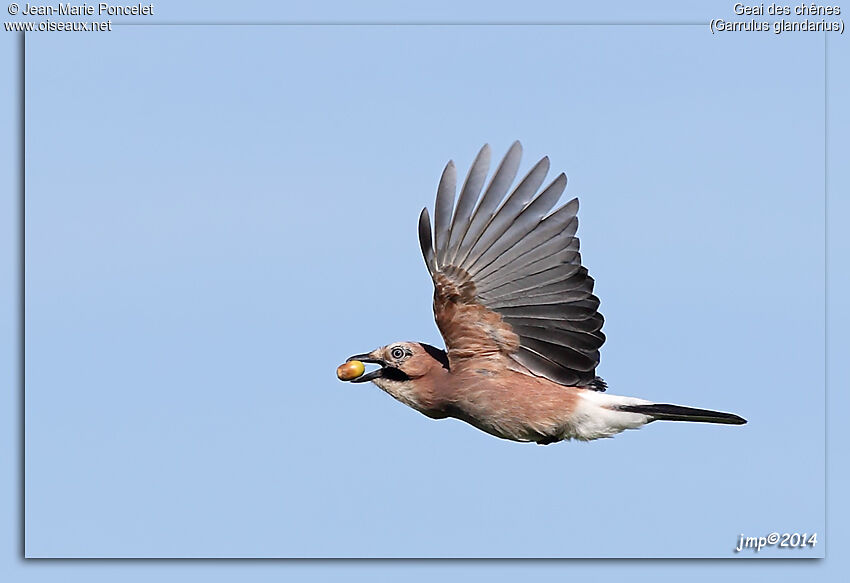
<box><xmin>618</xmin><ymin>403</ymin><xmax>746</xmax><ymax>425</ymax></box>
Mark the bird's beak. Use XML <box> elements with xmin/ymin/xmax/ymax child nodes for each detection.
<box><xmin>344</xmin><ymin>352</ymin><xmax>387</xmax><ymax>383</ymax></box>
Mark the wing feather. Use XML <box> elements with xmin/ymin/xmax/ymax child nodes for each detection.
<box><xmin>503</xmin><ymin>313</ymin><xmax>604</xmax><ymax>334</ymax></box>
<box><xmin>513</xmin><ymin>347</ymin><xmax>586</xmax><ymax>386</ymax></box>
<box><xmin>419</xmin><ymin>143</ymin><xmax>606</xmax><ymax>387</ymax></box>
<box><xmin>476</xmin><ymin>237</ymin><xmax>579</xmax><ymax>290</ymax></box>
<box><xmin>418</xmin><ymin>208</ymin><xmax>436</xmax><ymax>274</ymax></box>
<box><xmin>446</xmin><ymin>145</ymin><xmax>491</xmax><ymax>264</ymax></box>
<box><xmin>468</xmin><ymin>173</ymin><xmax>566</xmax><ymax>277</ymax></box>
<box><xmin>433</xmin><ymin>162</ymin><xmax>457</xmax><ymax>268</ymax></box>
<box><xmin>472</xmin><ymin>208</ymin><xmax>578</xmax><ymax>282</ymax></box>
<box><xmin>451</xmin><ymin>141</ymin><xmax>522</xmax><ymax>267</ymax></box>
<box><xmin>509</xmin><ymin>323</ymin><xmax>605</xmax><ymax>350</ymax></box>
<box><xmin>480</xmin><ymin>265</ymin><xmax>587</xmax><ymax>299</ymax></box>
<box><xmin>462</xmin><ymin>156</ymin><xmax>550</xmax><ymax>270</ymax></box>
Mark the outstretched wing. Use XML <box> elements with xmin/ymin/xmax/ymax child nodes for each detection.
<box><xmin>418</xmin><ymin>142</ymin><xmax>605</xmax><ymax>388</ymax></box>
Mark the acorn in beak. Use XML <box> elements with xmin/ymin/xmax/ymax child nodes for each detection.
<box><xmin>336</xmin><ymin>353</ymin><xmax>386</xmax><ymax>383</ymax></box>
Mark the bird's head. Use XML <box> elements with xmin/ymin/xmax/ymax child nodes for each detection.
<box><xmin>338</xmin><ymin>342</ymin><xmax>450</xmax><ymax>412</ymax></box>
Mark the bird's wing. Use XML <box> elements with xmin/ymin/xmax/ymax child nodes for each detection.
<box><xmin>418</xmin><ymin>142</ymin><xmax>605</xmax><ymax>388</ymax></box>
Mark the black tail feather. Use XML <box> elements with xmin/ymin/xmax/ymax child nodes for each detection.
<box><xmin>619</xmin><ymin>403</ymin><xmax>747</xmax><ymax>425</ymax></box>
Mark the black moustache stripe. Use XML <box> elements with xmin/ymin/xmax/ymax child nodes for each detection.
<box><xmin>381</xmin><ymin>367</ymin><xmax>411</xmax><ymax>382</ymax></box>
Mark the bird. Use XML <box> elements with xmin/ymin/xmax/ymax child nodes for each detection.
<box><xmin>337</xmin><ymin>142</ymin><xmax>746</xmax><ymax>444</ymax></box>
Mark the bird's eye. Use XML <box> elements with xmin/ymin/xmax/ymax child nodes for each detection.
<box><xmin>390</xmin><ymin>347</ymin><xmax>406</xmax><ymax>360</ymax></box>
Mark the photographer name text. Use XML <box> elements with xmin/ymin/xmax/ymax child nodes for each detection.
<box><xmin>18</xmin><ymin>2</ymin><xmax>152</xmax><ymax>16</ymax></box>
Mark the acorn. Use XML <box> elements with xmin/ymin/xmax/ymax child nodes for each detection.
<box><xmin>337</xmin><ymin>360</ymin><xmax>366</xmax><ymax>381</ymax></box>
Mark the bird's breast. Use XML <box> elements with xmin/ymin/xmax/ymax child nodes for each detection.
<box><xmin>439</xmin><ymin>366</ymin><xmax>580</xmax><ymax>442</ymax></box>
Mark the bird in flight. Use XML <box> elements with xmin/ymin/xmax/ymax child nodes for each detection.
<box><xmin>337</xmin><ymin>142</ymin><xmax>746</xmax><ymax>444</ymax></box>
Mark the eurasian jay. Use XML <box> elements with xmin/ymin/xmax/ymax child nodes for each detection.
<box><xmin>338</xmin><ymin>142</ymin><xmax>746</xmax><ymax>444</ymax></box>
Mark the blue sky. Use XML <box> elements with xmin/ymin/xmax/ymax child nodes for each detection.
<box><xmin>2</xmin><ymin>0</ymin><xmax>848</xmax><ymax>580</ymax></box>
